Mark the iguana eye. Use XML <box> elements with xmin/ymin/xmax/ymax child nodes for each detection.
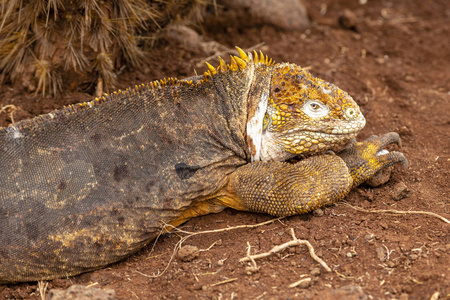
<box><xmin>309</xmin><ymin>102</ymin><xmax>320</xmax><ymax>110</ymax></box>
<box><xmin>303</xmin><ymin>100</ymin><xmax>329</xmax><ymax>118</ymax></box>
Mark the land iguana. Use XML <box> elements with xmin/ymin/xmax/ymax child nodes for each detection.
<box><xmin>0</xmin><ymin>48</ymin><xmax>407</xmax><ymax>283</ymax></box>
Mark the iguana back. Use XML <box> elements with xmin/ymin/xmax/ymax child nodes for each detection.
<box><xmin>0</xmin><ymin>71</ymin><xmax>257</xmax><ymax>282</ymax></box>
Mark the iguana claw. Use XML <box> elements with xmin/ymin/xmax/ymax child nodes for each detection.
<box><xmin>367</xmin><ymin>132</ymin><xmax>402</xmax><ymax>148</ymax></box>
<box><xmin>338</xmin><ymin>132</ymin><xmax>408</xmax><ymax>187</ymax></box>
<box><xmin>372</xmin><ymin>132</ymin><xmax>408</xmax><ymax>169</ymax></box>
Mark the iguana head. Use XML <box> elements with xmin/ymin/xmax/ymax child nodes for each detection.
<box><xmin>247</xmin><ymin>59</ymin><xmax>366</xmax><ymax>161</ymax></box>
<box><xmin>201</xmin><ymin>47</ymin><xmax>365</xmax><ymax>162</ymax></box>
<box><xmin>260</xmin><ymin>63</ymin><xmax>365</xmax><ymax>161</ymax></box>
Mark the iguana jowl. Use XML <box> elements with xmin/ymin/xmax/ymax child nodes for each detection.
<box><xmin>0</xmin><ymin>48</ymin><xmax>407</xmax><ymax>283</ymax></box>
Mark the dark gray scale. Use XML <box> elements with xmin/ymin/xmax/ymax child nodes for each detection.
<box><xmin>0</xmin><ymin>72</ymin><xmax>252</xmax><ymax>283</ymax></box>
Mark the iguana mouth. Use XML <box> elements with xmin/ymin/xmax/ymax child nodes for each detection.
<box><xmin>282</xmin><ymin>124</ymin><xmax>364</xmax><ymax>137</ymax></box>
<box><xmin>281</xmin><ymin>113</ymin><xmax>366</xmax><ymax>137</ymax></box>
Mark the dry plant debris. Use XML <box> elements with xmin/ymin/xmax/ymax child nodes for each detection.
<box><xmin>134</xmin><ymin>218</ymin><xmax>283</xmax><ymax>278</ymax></box>
<box><xmin>0</xmin><ymin>0</ymin><xmax>210</xmax><ymax>95</ymax></box>
<box><xmin>340</xmin><ymin>202</ymin><xmax>450</xmax><ymax>224</ymax></box>
<box><xmin>240</xmin><ymin>228</ymin><xmax>331</xmax><ymax>272</ymax></box>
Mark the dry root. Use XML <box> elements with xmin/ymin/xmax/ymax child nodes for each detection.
<box><xmin>240</xmin><ymin>228</ymin><xmax>331</xmax><ymax>272</ymax></box>
<box><xmin>38</xmin><ymin>280</ymin><xmax>48</xmax><ymax>300</ymax></box>
<box><xmin>135</xmin><ymin>218</ymin><xmax>283</xmax><ymax>278</ymax></box>
<box><xmin>341</xmin><ymin>202</ymin><xmax>449</xmax><ymax>224</ymax></box>
<box><xmin>0</xmin><ymin>104</ymin><xmax>19</xmax><ymax>124</ymax></box>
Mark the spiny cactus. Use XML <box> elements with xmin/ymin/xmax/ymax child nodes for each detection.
<box><xmin>0</xmin><ymin>0</ymin><xmax>209</xmax><ymax>96</ymax></box>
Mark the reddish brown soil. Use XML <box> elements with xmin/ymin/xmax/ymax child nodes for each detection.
<box><xmin>1</xmin><ymin>0</ymin><xmax>449</xmax><ymax>299</ymax></box>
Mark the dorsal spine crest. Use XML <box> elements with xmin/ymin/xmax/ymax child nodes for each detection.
<box><xmin>201</xmin><ymin>47</ymin><xmax>274</xmax><ymax>81</ymax></box>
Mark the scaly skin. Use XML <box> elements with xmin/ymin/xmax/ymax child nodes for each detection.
<box><xmin>0</xmin><ymin>48</ymin><xmax>406</xmax><ymax>283</ymax></box>
<box><xmin>211</xmin><ymin>132</ymin><xmax>407</xmax><ymax>217</ymax></box>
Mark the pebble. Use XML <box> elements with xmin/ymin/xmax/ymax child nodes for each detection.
<box><xmin>310</xmin><ymin>267</ymin><xmax>321</xmax><ymax>276</ymax></box>
<box><xmin>312</xmin><ymin>284</ymin><xmax>367</xmax><ymax>300</ymax></box>
<box><xmin>364</xmin><ymin>233</ymin><xmax>375</xmax><ymax>241</ymax></box>
<box><xmin>376</xmin><ymin>246</ymin><xmax>386</xmax><ymax>262</ymax></box>
<box><xmin>220</xmin><ymin>0</ymin><xmax>309</xmax><ymax>31</ymax></box>
<box><xmin>366</xmin><ymin>166</ymin><xmax>392</xmax><ymax>187</ymax></box>
<box><xmin>399</xmin><ymin>293</ymin><xmax>409</xmax><ymax>300</ymax></box>
<box><xmin>297</xmin><ymin>278</ymin><xmax>312</xmax><ymax>289</ymax></box>
<box><xmin>400</xmin><ymin>293</ymin><xmax>409</xmax><ymax>300</ymax></box>
<box><xmin>338</xmin><ymin>9</ymin><xmax>357</xmax><ymax>30</ymax></box>
<box><xmin>392</xmin><ymin>182</ymin><xmax>410</xmax><ymax>200</ymax></box>
<box><xmin>386</xmin><ymin>261</ymin><xmax>396</xmax><ymax>268</ymax></box>
<box><xmin>48</xmin><ymin>285</ymin><xmax>116</xmax><ymax>300</ymax></box>
<box><xmin>313</xmin><ymin>208</ymin><xmax>324</xmax><ymax>217</ymax></box>
<box><xmin>178</xmin><ymin>245</ymin><xmax>199</xmax><ymax>262</ymax></box>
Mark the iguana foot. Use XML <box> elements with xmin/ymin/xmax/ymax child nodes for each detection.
<box><xmin>338</xmin><ymin>132</ymin><xmax>408</xmax><ymax>188</ymax></box>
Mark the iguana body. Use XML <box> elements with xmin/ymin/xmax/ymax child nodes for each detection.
<box><xmin>0</xmin><ymin>48</ymin><xmax>406</xmax><ymax>283</ymax></box>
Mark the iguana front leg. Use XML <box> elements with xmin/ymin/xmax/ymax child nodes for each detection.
<box><xmin>219</xmin><ymin>132</ymin><xmax>407</xmax><ymax>217</ymax></box>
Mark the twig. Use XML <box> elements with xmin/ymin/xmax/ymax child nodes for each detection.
<box><xmin>0</xmin><ymin>104</ymin><xmax>19</xmax><ymax>124</ymax></box>
<box><xmin>86</xmin><ymin>282</ymin><xmax>99</xmax><ymax>287</ymax></box>
<box><xmin>135</xmin><ymin>218</ymin><xmax>282</xmax><ymax>279</ymax></box>
<box><xmin>210</xmin><ymin>278</ymin><xmax>237</xmax><ymax>287</ymax></box>
<box><xmin>164</xmin><ymin>217</ymin><xmax>283</xmax><ymax>236</ymax></box>
<box><xmin>340</xmin><ymin>202</ymin><xmax>450</xmax><ymax>224</ymax></box>
<box><xmin>430</xmin><ymin>291</ymin><xmax>440</xmax><ymax>300</ymax></box>
<box><xmin>240</xmin><ymin>228</ymin><xmax>331</xmax><ymax>272</ymax></box>
<box><xmin>128</xmin><ymin>289</ymin><xmax>140</xmax><ymax>299</ymax></box>
<box><xmin>245</xmin><ymin>241</ymin><xmax>259</xmax><ymax>273</ymax></box>
<box><xmin>199</xmin><ymin>240</ymin><xmax>219</xmax><ymax>252</ymax></box>
<box><xmin>288</xmin><ymin>277</ymin><xmax>311</xmax><ymax>288</ymax></box>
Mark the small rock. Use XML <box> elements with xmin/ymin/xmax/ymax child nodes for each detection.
<box><xmin>219</xmin><ymin>0</ymin><xmax>309</xmax><ymax>31</ymax></box>
<box><xmin>364</xmin><ymin>233</ymin><xmax>375</xmax><ymax>241</ymax></box>
<box><xmin>356</xmin><ymin>188</ymin><xmax>374</xmax><ymax>201</ymax></box>
<box><xmin>376</xmin><ymin>246</ymin><xmax>386</xmax><ymax>262</ymax></box>
<box><xmin>409</xmin><ymin>254</ymin><xmax>419</xmax><ymax>260</ymax></box>
<box><xmin>376</xmin><ymin>57</ymin><xmax>386</xmax><ymax>64</ymax></box>
<box><xmin>338</xmin><ymin>9</ymin><xmax>357</xmax><ymax>30</ymax></box>
<box><xmin>399</xmin><ymin>293</ymin><xmax>409</xmax><ymax>300</ymax></box>
<box><xmin>366</xmin><ymin>166</ymin><xmax>392</xmax><ymax>187</ymax></box>
<box><xmin>297</xmin><ymin>278</ymin><xmax>312</xmax><ymax>289</ymax></box>
<box><xmin>313</xmin><ymin>208</ymin><xmax>324</xmax><ymax>217</ymax></box>
<box><xmin>178</xmin><ymin>245</ymin><xmax>199</xmax><ymax>262</ymax></box>
<box><xmin>386</xmin><ymin>260</ymin><xmax>396</xmax><ymax>268</ymax></box>
<box><xmin>402</xmin><ymin>285</ymin><xmax>413</xmax><ymax>294</ymax></box>
<box><xmin>245</xmin><ymin>265</ymin><xmax>259</xmax><ymax>274</ymax></box>
<box><xmin>164</xmin><ymin>25</ymin><xmax>203</xmax><ymax>50</ymax></box>
<box><xmin>310</xmin><ymin>267</ymin><xmax>321</xmax><ymax>276</ymax></box>
<box><xmin>346</xmin><ymin>252</ymin><xmax>353</xmax><ymax>258</ymax></box>
<box><xmin>391</xmin><ymin>182</ymin><xmax>410</xmax><ymax>201</ymax></box>
<box><xmin>48</xmin><ymin>285</ymin><xmax>116</xmax><ymax>300</ymax></box>
<box><xmin>380</xmin><ymin>222</ymin><xmax>389</xmax><ymax>230</ymax></box>
<box><xmin>312</xmin><ymin>284</ymin><xmax>367</xmax><ymax>300</ymax></box>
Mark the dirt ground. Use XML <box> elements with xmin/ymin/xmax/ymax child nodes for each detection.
<box><xmin>1</xmin><ymin>0</ymin><xmax>449</xmax><ymax>299</ymax></box>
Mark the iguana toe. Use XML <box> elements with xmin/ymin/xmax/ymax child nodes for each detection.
<box><xmin>338</xmin><ymin>132</ymin><xmax>408</xmax><ymax>187</ymax></box>
<box><xmin>367</xmin><ymin>131</ymin><xmax>402</xmax><ymax>148</ymax></box>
